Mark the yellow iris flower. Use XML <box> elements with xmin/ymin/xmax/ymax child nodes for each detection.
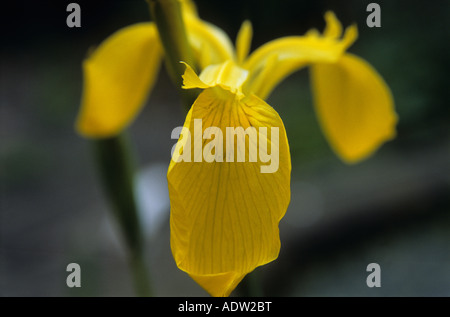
<box><xmin>75</xmin><ymin>0</ymin><xmax>397</xmax><ymax>297</ymax></box>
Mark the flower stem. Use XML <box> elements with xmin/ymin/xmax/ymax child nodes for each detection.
<box><xmin>147</xmin><ymin>0</ymin><xmax>199</xmax><ymax>111</ymax></box>
<box><xmin>93</xmin><ymin>134</ymin><xmax>152</xmax><ymax>296</ymax></box>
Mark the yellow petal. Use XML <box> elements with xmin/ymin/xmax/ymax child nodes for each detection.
<box><xmin>180</xmin><ymin>0</ymin><xmax>198</xmax><ymax>19</ymax></box>
<box><xmin>311</xmin><ymin>53</ymin><xmax>397</xmax><ymax>163</ymax></box>
<box><xmin>180</xmin><ymin>62</ymin><xmax>211</xmax><ymax>90</ymax></box>
<box><xmin>244</xmin><ymin>53</ymin><xmax>307</xmax><ymax>100</ymax></box>
<box><xmin>181</xmin><ymin>61</ymin><xmax>249</xmax><ymax>97</ymax></box>
<box><xmin>76</xmin><ymin>23</ymin><xmax>162</xmax><ymax>138</ymax></box>
<box><xmin>189</xmin><ymin>271</ymin><xmax>246</xmax><ymax>298</ymax></box>
<box><xmin>181</xmin><ymin>0</ymin><xmax>235</xmax><ymax>67</ymax></box>
<box><xmin>168</xmin><ymin>86</ymin><xmax>291</xmax><ymax>296</ymax></box>
<box><xmin>185</xmin><ymin>16</ymin><xmax>235</xmax><ymax>69</ymax></box>
<box><xmin>244</xmin><ymin>11</ymin><xmax>357</xmax><ymax>99</ymax></box>
<box><xmin>236</xmin><ymin>20</ymin><xmax>253</xmax><ymax>64</ymax></box>
<box><xmin>323</xmin><ymin>11</ymin><xmax>343</xmax><ymax>39</ymax></box>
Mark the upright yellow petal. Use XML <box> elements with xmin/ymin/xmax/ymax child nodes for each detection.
<box><xmin>185</xmin><ymin>16</ymin><xmax>235</xmax><ymax>69</ymax></box>
<box><xmin>323</xmin><ymin>11</ymin><xmax>343</xmax><ymax>39</ymax></box>
<box><xmin>311</xmin><ymin>53</ymin><xmax>397</xmax><ymax>163</ymax></box>
<box><xmin>76</xmin><ymin>23</ymin><xmax>162</xmax><ymax>138</ymax></box>
<box><xmin>236</xmin><ymin>20</ymin><xmax>253</xmax><ymax>64</ymax></box>
<box><xmin>244</xmin><ymin>12</ymin><xmax>357</xmax><ymax>99</ymax></box>
<box><xmin>168</xmin><ymin>63</ymin><xmax>291</xmax><ymax>296</ymax></box>
<box><xmin>180</xmin><ymin>0</ymin><xmax>199</xmax><ymax>19</ymax></box>
<box><xmin>181</xmin><ymin>0</ymin><xmax>236</xmax><ymax>68</ymax></box>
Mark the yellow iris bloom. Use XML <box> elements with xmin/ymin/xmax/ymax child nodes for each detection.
<box><xmin>75</xmin><ymin>0</ymin><xmax>396</xmax><ymax>297</ymax></box>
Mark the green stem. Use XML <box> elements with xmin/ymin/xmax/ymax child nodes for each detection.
<box><xmin>147</xmin><ymin>0</ymin><xmax>199</xmax><ymax>111</ymax></box>
<box><xmin>93</xmin><ymin>134</ymin><xmax>152</xmax><ymax>297</ymax></box>
<box><xmin>129</xmin><ymin>250</ymin><xmax>153</xmax><ymax>297</ymax></box>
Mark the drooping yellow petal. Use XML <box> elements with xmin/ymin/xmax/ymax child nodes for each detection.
<box><xmin>76</xmin><ymin>23</ymin><xmax>162</xmax><ymax>138</ymax></box>
<box><xmin>243</xmin><ymin>11</ymin><xmax>357</xmax><ymax>99</ymax></box>
<box><xmin>236</xmin><ymin>20</ymin><xmax>253</xmax><ymax>64</ymax></box>
<box><xmin>310</xmin><ymin>53</ymin><xmax>397</xmax><ymax>163</ymax></box>
<box><xmin>168</xmin><ymin>63</ymin><xmax>291</xmax><ymax>297</ymax></box>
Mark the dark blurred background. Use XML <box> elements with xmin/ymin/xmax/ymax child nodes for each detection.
<box><xmin>1</xmin><ymin>0</ymin><xmax>449</xmax><ymax>296</ymax></box>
